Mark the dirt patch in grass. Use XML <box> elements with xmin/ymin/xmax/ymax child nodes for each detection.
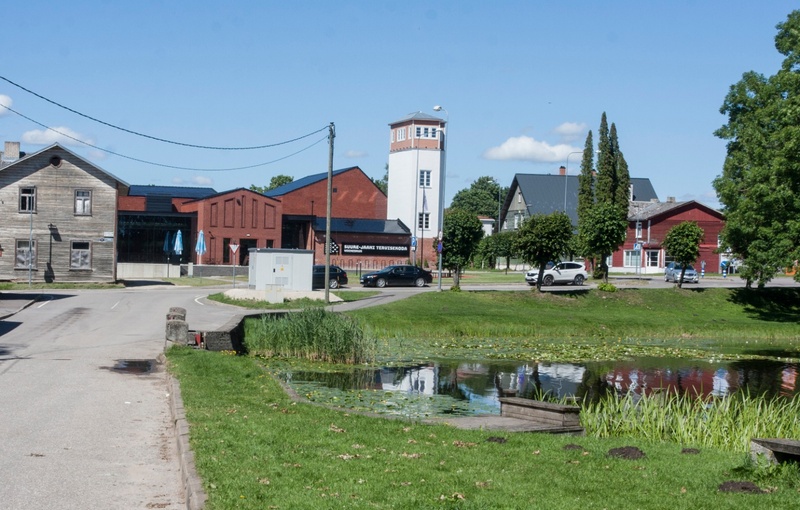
<box><xmin>718</xmin><ymin>481</ymin><xmax>765</xmax><ymax>494</ymax></box>
<box><xmin>608</xmin><ymin>446</ymin><xmax>645</xmax><ymax>459</ymax></box>
<box><xmin>563</xmin><ymin>444</ymin><xmax>585</xmax><ymax>451</ymax></box>
<box><xmin>681</xmin><ymin>448</ymin><xmax>701</xmax><ymax>455</ymax></box>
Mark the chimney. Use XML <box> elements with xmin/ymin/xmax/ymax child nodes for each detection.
<box><xmin>3</xmin><ymin>141</ymin><xmax>20</xmax><ymax>161</ymax></box>
<box><xmin>666</xmin><ymin>196</ymin><xmax>676</xmax><ymax>203</ymax></box>
<box><xmin>558</xmin><ymin>165</ymin><xmax>566</xmax><ymax>176</ymax></box>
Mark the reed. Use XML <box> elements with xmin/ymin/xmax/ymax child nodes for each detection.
<box><xmin>244</xmin><ymin>308</ymin><xmax>376</xmax><ymax>364</ymax></box>
<box><xmin>581</xmin><ymin>390</ymin><xmax>800</xmax><ymax>452</ymax></box>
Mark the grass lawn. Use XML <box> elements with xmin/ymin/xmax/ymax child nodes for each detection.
<box><xmin>168</xmin><ymin>348</ymin><xmax>800</xmax><ymax>509</ymax></box>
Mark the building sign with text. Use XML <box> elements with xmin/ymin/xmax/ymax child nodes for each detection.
<box><xmin>342</xmin><ymin>243</ymin><xmax>409</xmax><ymax>256</ymax></box>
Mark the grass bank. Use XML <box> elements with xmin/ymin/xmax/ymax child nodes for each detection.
<box><xmin>168</xmin><ymin>348</ymin><xmax>800</xmax><ymax>509</ymax></box>
<box><xmin>344</xmin><ymin>288</ymin><xmax>800</xmax><ymax>363</ymax></box>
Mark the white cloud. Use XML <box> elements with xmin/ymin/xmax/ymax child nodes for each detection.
<box><xmin>0</xmin><ymin>94</ymin><xmax>12</xmax><ymax>116</ymax></box>
<box><xmin>191</xmin><ymin>175</ymin><xmax>213</xmax><ymax>186</ymax></box>
<box><xmin>482</xmin><ymin>136</ymin><xmax>581</xmax><ymax>163</ymax></box>
<box><xmin>552</xmin><ymin>122</ymin><xmax>587</xmax><ymax>142</ymax></box>
<box><xmin>21</xmin><ymin>127</ymin><xmax>94</xmax><ymax>147</ymax></box>
<box><xmin>172</xmin><ymin>175</ymin><xmax>213</xmax><ymax>186</ymax></box>
<box><xmin>343</xmin><ymin>149</ymin><xmax>367</xmax><ymax>158</ymax></box>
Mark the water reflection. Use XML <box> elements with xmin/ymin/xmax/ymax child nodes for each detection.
<box><xmin>282</xmin><ymin>358</ymin><xmax>799</xmax><ymax>417</ymax></box>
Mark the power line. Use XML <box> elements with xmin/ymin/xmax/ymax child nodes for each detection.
<box><xmin>0</xmin><ymin>74</ymin><xmax>328</xmax><ymax>150</ymax></box>
<box><xmin>0</xmin><ymin>102</ymin><xmax>327</xmax><ymax>171</ymax></box>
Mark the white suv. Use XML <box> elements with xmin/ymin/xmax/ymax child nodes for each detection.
<box><xmin>525</xmin><ymin>262</ymin><xmax>589</xmax><ymax>286</ymax></box>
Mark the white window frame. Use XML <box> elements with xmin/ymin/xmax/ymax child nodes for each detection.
<box><xmin>645</xmin><ymin>250</ymin><xmax>659</xmax><ymax>267</ymax></box>
<box><xmin>419</xmin><ymin>169</ymin><xmax>431</xmax><ymax>188</ymax></box>
<box><xmin>396</xmin><ymin>127</ymin><xmax>406</xmax><ymax>141</ymax></box>
<box><xmin>418</xmin><ymin>212</ymin><xmax>430</xmax><ymax>230</ymax></box>
<box><xmin>415</xmin><ymin>126</ymin><xmax>421</xmax><ymax>138</ymax></box>
<box><xmin>70</xmin><ymin>240</ymin><xmax>92</xmax><ymax>270</ymax></box>
<box><xmin>75</xmin><ymin>189</ymin><xmax>92</xmax><ymax>215</ymax></box>
<box><xmin>15</xmin><ymin>239</ymin><xmax>37</xmax><ymax>269</ymax></box>
<box><xmin>19</xmin><ymin>186</ymin><xmax>36</xmax><ymax>213</ymax></box>
<box><xmin>624</xmin><ymin>249</ymin><xmax>641</xmax><ymax>267</ymax></box>
<box><xmin>635</xmin><ymin>221</ymin><xmax>642</xmax><ymax>239</ymax></box>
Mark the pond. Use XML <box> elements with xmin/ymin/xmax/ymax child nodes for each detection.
<box><xmin>278</xmin><ymin>357</ymin><xmax>800</xmax><ymax>419</ymax></box>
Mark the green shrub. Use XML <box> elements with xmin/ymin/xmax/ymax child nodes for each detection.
<box><xmin>245</xmin><ymin>308</ymin><xmax>375</xmax><ymax>364</ymax></box>
<box><xmin>596</xmin><ymin>282</ymin><xmax>617</xmax><ymax>292</ymax></box>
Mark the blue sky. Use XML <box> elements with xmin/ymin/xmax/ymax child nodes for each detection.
<box><xmin>1</xmin><ymin>1</ymin><xmax>796</xmax><ymax>210</ymax></box>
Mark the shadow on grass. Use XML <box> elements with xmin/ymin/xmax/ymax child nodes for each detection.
<box><xmin>726</xmin><ymin>287</ymin><xmax>800</xmax><ymax>323</ymax></box>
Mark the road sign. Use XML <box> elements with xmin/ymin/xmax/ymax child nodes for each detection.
<box><xmin>230</xmin><ymin>243</ymin><xmax>239</xmax><ymax>254</ymax></box>
<box><xmin>411</xmin><ymin>236</ymin><xmax>417</xmax><ymax>248</ymax></box>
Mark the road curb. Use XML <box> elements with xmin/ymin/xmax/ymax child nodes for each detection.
<box><xmin>168</xmin><ymin>374</ymin><xmax>207</xmax><ymax>510</ymax></box>
<box><xmin>0</xmin><ymin>296</ymin><xmax>38</xmax><ymax>321</ymax></box>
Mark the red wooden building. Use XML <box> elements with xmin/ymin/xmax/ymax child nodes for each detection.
<box><xmin>613</xmin><ymin>198</ymin><xmax>725</xmax><ymax>275</ymax></box>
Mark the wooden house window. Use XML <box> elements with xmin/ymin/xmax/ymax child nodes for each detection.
<box><xmin>70</xmin><ymin>241</ymin><xmax>92</xmax><ymax>270</ymax></box>
<box><xmin>19</xmin><ymin>187</ymin><xmax>36</xmax><ymax>213</ymax></box>
<box><xmin>15</xmin><ymin>239</ymin><xmax>37</xmax><ymax>269</ymax></box>
<box><xmin>75</xmin><ymin>190</ymin><xmax>92</xmax><ymax>215</ymax></box>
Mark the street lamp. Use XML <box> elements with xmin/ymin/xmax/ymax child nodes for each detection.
<box><xmin>564</xmin><ymin>151</ymin><xmax>583</xmax><ymax>214</ymax></box>
<box><xmin>433</xmin><ymin>105</ymin><xmax>448</xmax><ymax>292</ymax></box>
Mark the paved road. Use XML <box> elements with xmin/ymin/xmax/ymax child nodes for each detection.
<box><xmin>0</xmin><ymin>284</ymin><xmax>242</xmax><ymax>510</ymax></box>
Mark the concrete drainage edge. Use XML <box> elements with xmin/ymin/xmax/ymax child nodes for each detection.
<box><xmin>168</xmin><ymin>374</ymin><xmax>208</xmax><ymax>510</ymax></box>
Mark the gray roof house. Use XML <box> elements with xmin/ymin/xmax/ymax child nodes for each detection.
<box><xmin>500</xmin><ymin>173</ymin><xmax>658</xmax><ymax>231</ymax></box>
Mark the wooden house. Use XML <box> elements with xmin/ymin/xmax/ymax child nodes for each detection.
<box><xmin>0</xmin><ymin>142</ymin><xmax>129</xmax><ymax>282</ymax></box>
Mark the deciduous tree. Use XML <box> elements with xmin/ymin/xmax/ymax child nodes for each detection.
<box><xmin>663</xmin><ymin>221</ymin><xmax>704</xmax><ymax>288</ymax></box>
<box><xmin>450</xmin><ymin>176</ymin><xmax>508</xmax><ymax>219</ymax></box>
<box><xmin>514</xmin><ymin>212</ymin><xmax>573</xmax><ymax>292</ymax></box>
<box><xmin>476</xmin><ymin>230</ymin><xmax>517</xmax><ymax>271</ymax></box>
<box><xmin>441</xmin><ymin>209</ymin><xmax>484</xmax><ymax>290</ymax></box>
<box><xmin>580</xmin><ymin>202</ymin><xmax>628</xmax><ymax>283</ymax></box>
<box><xmin>250</xmin><ymin>174</ymin><xmax>294</xmax><ymax>194</ymax></box>
<box><xmin>714</xmin><ymin>10</ymin><xmax>800</xmax><ymax>288</ymax></box>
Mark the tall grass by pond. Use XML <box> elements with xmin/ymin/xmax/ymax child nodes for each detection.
<box><xmin>582</xmin><ymin>390</ymin><xmax>800</xmax><ymax>452</ymax></box>
<box><xmin>245</xmin><ymin>308</ymin><xmax>375</xmax><ymax>364</ymax></box>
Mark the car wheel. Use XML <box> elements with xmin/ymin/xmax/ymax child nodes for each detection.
<box><xmin>543</xmin><ymin>275</ymin><xmax>554</xmax><ymax>286</ymax></box>
<box><xmin>328</xmin><ymin>278</ymin><xmax>339</xmax><ymax>289</ymax></box>
<box><xmin>414</xmin><ymin>277</ymin><xmax>425</xmax><ymax>287</ymax></box>
<box><xmin>573</xmin><ymin>274</ymin><xmax>585</xmax><ymax>285</ymax></box>
<box><xmin>376</xmin><ymin>278</ymin><xmax>388</xmax><ymax>288</ymax></box>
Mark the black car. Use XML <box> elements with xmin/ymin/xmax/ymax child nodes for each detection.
<box><xmin>360</xmin><ymin>264</ymin><xmax>433</xmax><ymax>288</ymax></box>
<box><xmin>312</xmin><ymin>265</ymin><xmax>348</xmax><ymax>289</ymax></box>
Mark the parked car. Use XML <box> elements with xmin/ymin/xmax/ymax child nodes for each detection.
<box><xmin>360</xmin><ymin>265</ymin><xmax>433</xmax><ymax>288</ymax></box>
<box><xmin>664</xmin><ymin>262</ymin><xmax>699</xmax><ymax>283</ymax></box>
<box><xmin>312</xmin><ymin>264</ymin><xmax>348</xmax><ymax>289</ymax></box>
<box><xmin>525</xmin><ymin>261</ymin><xmax>588</xmax><ymax>286</ymax></box>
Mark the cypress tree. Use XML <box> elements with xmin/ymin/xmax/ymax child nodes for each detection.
<box><xmin>577</xmin><ymin>130</ymin><xmax>595</xmax><ymax>228</ymax></box>
<box><xmin>595</xmin><ymin>112</ymin><xmax>613</xmax><ymax>203</ymax></box>
<box><xmin>610</xmin><ymin>123</ymin><xmax>631</xmax><ymax>210</ymax></box>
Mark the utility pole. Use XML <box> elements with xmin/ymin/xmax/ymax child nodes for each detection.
<box><xmin>325</xmin><ymin>122</ymin><xmax>335</xmax><ymax>304</ymax></box>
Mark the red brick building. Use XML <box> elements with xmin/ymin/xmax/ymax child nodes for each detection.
<box><xmin>614</xmin><ymin>199</ymin><xmax>725</xmax><ymax>274</ymax></box>
<box><xmin>178</xmin><ymin>188</ymin><xmax>282</xmax><ymax>265</ymax></box>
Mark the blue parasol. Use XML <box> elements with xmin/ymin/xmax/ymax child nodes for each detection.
<box><xmin>173</xmin><ymin>230</ymin><xmax>183</xmax><ymax>257</ymax></box>
<box><xmin>195</xmin><ymin>230</ymin><xmax>207</xmax><ymax>264</ymax></box>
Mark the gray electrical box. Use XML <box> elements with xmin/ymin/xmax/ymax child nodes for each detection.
<box><xmin>248</xmin><ymin>249</ymin><xmax>314</xmax><ymax>291</ymax></box>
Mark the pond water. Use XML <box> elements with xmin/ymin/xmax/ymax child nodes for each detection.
<box><xmin>279</xmin><ymin>357</ymin><xmax>800</xmax><ymax>418</ymax></box>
